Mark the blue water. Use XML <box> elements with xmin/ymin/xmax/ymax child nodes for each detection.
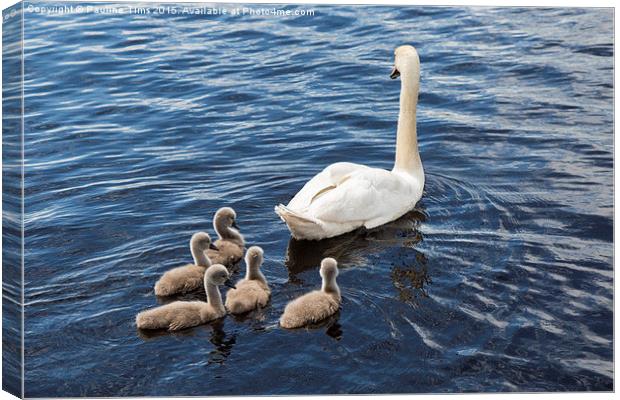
<box><xmin>16</xmin><ymin>2</ymin><xmax>613</xmax><ymax>396</ymax></box>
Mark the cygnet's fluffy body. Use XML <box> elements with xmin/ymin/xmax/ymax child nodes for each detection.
<box><xmin>225</xmin><ymin>246</ymin><xmax>270</xmax><ymax>314</ymax></box>
<box><xmin>137</xmin><ymin>264</ymin><xmax>234</xmax><ymax>331</ymax></box>
<box><xmin>208</xmin><ymin>207</ymin><xmax>245</xmax><ymax>267</ymax></box>
<box><xmin>280</xmin><ymin>258</ymin><xmax>341</xmax><ymax>329</ymax></box>
<box><xmin>154</xmin><ymin>232</ymin><xmax>216</xmax><ymax>296</ymax></box>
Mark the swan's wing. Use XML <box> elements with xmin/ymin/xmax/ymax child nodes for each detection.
<box><xmin>154</xmin><ymin>264</ymin><xmax>205</xmax><ymax>296</ymax></box>
<box><xmin>287</xmin><ymin>162</ymin><xmax>369</xmax><ymax>210</ymax></box>
<box><xmin>168</xmin><ymin>302</ymin><xmax>203</xmax><ymax>331</ymax></box>
<box><xmin>307</xmin><ymin>168</ymin><xmax>414</xmax><ymax>225</ymax></box>
<box><xmin>208</xmin><ymin>240</ymin><xmax>244</xmax><ymax>266</ymax></box>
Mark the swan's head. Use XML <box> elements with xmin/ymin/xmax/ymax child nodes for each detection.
<box><xmin>245</xmin><ymin>246</ymin><xmax>264</xmax><ymax>269</ymax></box>
<box><xmin>206</xmin><ymin>264</ymin><xmax>236</xmax><ymax>288</ymax></box>
<box><xmin>319</xmin><ymin>257</ymin><xmax>339</xmax><ymax>281</ymax></box>
<box><xmin>215</xmin><ymin>207</ymin><xmax>239</xmax><ymax>230</ymax></box>
<box><xmin>191</xmin><ymin>232</ymin><xmax>218</xmax><ymax>251</ymax></box>
<box><xmin>390</xmin><ymin>45</ymin><xmax>420</xmax><ymax>81</ymax></box>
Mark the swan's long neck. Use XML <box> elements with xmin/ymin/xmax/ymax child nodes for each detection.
<box><xmin>247</xmin><ymin>263</ymin><xmax>267</xmax><ymax>285</ymax></box>
<box><xmin>322</xmin><ymin>276</ymin><xmax>341</xmax><ymax>299</ymax></box>
<box><xmin>191</xmin><ymin>243</ymin><xmax>211</xmax><ymax>267</ymax></box>
<box><xmin>205</xmin><ymin>280</ymin><xmax>224</xmax><ymax>311</ymax></box>
<box><xmin>394</xmin><ymin>70</ymin><xmax>422</xmax><ymax>175</ymax></box>
<box><xmin>214</xmin><ymin>218</ymin><xmax>244</xmax><ymax>245</ymax></box>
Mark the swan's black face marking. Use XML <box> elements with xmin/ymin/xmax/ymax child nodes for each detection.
<box><xmin>231</xmin><ymin>219</ymin><xmax>239</xmax><ymax>229</ymax></box>
<box><xmin>390</xmin><ymin>66</ymin><xmax>400</xmax><ymax>79</ymax></box>
<box><xmin>209</xmin><ymin>242</ymin><xmax>219</xmax><ymax>251</ymax></box>
<box><xmin>224</xmin><ymin>279</ymin><xmax>236</xmax><ymax>289</ymax></box>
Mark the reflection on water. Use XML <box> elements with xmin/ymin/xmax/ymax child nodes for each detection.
<box><xmin>391</xmin><ymin>252</ymin><xmax>431</xmax><ymax>306</ymax></box>
<box><xmin>136</xmin><ymin>325</ymin><xmax>199</xmax><ymax>341</ymax></box>
<box><xmin>207</xmin><ymin>320</ymin><xmax>237</xmax><ymax>365</ymax></box>
<box><xmin>325</xmin><ymin>321</ymin><xmax>344</xmax><ymax>341</ymax></box>
<box><xmin>137</xmin><ymin>318</ymin><xmax>237</xmax><ymax>365</ymax></box>
<box><xmin>284</xmin><ymin>209</ymin><xmax>427</xmax><ymax>276</ymax></box>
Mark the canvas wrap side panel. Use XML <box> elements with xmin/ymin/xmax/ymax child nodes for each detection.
<box><xmin>2</xmin><ymin>2</ymin><xmax>25</xmax><ymax>398</ymax></box>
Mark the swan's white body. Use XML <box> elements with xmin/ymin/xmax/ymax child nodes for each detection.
<box><xmin>275</xmin><ymin>46</ymin><xmax>425</xmax><ymax>240</ymax></box>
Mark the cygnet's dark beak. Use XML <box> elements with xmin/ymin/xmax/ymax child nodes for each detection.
<box><xmin>209</xmin><ymin>242</ymin><xmax>219</xmax><ymax>251</ymax></box>
<box><xmin>224</xmin><ymin>279</ymin><xmax>236</xmax><ymax>289</ymax></box>
<box><xmin>390</xmin><ymin>66</ymin><xmax>400</xmax><ymax>79</ymax></box>
<box><xmin>232</xmin><ymin>220</ymin><xmax>240</xmax><ymax>230</ymax></box>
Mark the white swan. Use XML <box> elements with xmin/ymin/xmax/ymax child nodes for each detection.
<box><xmin>275</xmin><ymin>45</ymin><xmax>424</xmax><ymax>240</ymax></box>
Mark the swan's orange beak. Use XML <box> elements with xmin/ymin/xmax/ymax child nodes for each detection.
<box><xmin>390</xmin><ymin>66</ymin><xmax>400</xmax><ymax>79</ymax></box>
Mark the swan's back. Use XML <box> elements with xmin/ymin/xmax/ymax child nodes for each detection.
<box><xmin>287</xmin><ymin>162</ymin><xmax>369</xmax><ymax>210</ymax></box>
<box><xmin>277</xmin><ymin>165</ymin><xmax>422</xmax><ymax>239</ymax></box>
<box><xmin>208</xmin><ymin>240</ymin><xmax>244</xmax><ymax>266</ymax></box>
<box><xmin>225</xmin><ymin>279</ymin><xmax>270</xmax><ymax>314</ymax></box>
<box><xmin>136</xmin><ymin>301</ymin><xmax>209</xmax><ymax>331</ymax></box>
<box><xmin>154</xmin><ymin>264</ymin><xmax>206</xmax><ymax>296</ymax></box>
<box><xmin>280</xmin><ymin>290</ymin><xmax>340</xmax><ymax>329</ymax></box>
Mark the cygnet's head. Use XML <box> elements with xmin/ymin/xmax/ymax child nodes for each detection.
<box><xmin>245</xmin><ymin>246</ymin><xmax>264</xmax><ymax>269</ymax></box>
<box><xmin>191</xmin><ymin>232</ymin><xmax>218</xmax><ymax>251</ymax></box>
<box><xmin>215</xmin><ymin>207</ymin><xmax>239</xmax><ymax>229</ymax></box>
<box><xmin>206</xmin><ymin>264</ymin><xmax>236</xmax><ymax>288</ymax></box>
<box><xmin>319</xmin><ymin>258</ymin><xmax>339</xmax><ymax>281</ymax></box>
<box><xmin>390</xmin><ymin>45</ymin><xmax>420</xmax><ymax>80</ymax></box>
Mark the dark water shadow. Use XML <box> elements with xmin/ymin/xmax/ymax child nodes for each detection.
<box><xmin>229</xmin><ymin>305</ymin><xmax>271</xmax><ymax>324</ymax></box>
<box><xmin>207</xmin><ymin>319</ymin><xmax>237</xmax><ymax>365</ymax></box>
<box><xmin>280</xmin><ymin>310</ymin><xmax>343</xmax><ymax>340</ymax></box>
<box><xmin>136</xmin><ymin>318</ymin><xmax>236</xmax><ymax>363</ymax></box>
<box><xmin>155</xmin><ymin>288</ymin><xmax>210</xmax><ymax>304</ymax></box>
<box><xmin>136</xmin><ymin>324</ymin><xmax>202</xmax><ymax>340</ymax></box>
<box><xmin>390</xmin><ymin>251</ymin><xmax>431</xmax><ymax>307</ymax></box>
<box><xmin>284</xmin><ymin>208</ymin><xmax>427</xmax><ymax>276</ymax></box>
<box><xmin>325</xmin><ymin>320</ymin><xmax>343</xmax><ymax>340</ymax></box>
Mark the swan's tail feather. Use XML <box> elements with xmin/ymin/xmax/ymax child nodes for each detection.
<box><xmin>275</xmin><ymin>204</ymin><xmax>315</xmax><ymax>223</ymax></box>
<box><xmin>274</xmin><ymin>204</ymin><xmax>324</xmax><ymax>240</ymax></box>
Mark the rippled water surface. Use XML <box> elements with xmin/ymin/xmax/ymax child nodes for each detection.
<box><xmin>18</xmin><ymin>2</ymin><xmax>613</xmax><ymax>396</ymax></box>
